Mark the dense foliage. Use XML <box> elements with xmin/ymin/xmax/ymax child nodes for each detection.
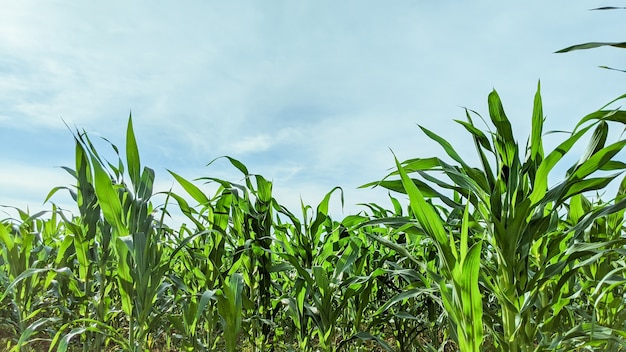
<box><xmin>1</xmin><ymin>86</ymin><xmax>625</xmax><ymax>351</ymax></box>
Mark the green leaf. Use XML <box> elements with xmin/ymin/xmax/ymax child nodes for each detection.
<box><xmin>461</xmin><ymin>242</ymin><xmax>483</xmax><ymax>348</ymax></box>
<box><xmin>556</xmin><ymin>42</ymin><xmax>626</xmax><ymax>53</ymax></box>
<box><xmin>207</xmin><ymin>155</ymin><xmax>249</xmax><ymax>175</ymax></box>
<box><xmin>528</xmin><ymin>125</ymin><xmax>592</xmax><ymax>205</ymax></box>
<box><xmin>599</xmin><ymin>65</ymin><xmax>626</xmax><ymax>73</ymax></box>
<box><xmin>564</xmin><ymin>175</ymin><xmax>621</xmax><ymax>199</ymax></box>
<box><xmin>339</xmin><ymin>332</ymin><xmax>394</xmax><ymax>352</ymax></box>
<box><xmin>309</xmin><ymin>186</ymin><xmax>343</xmax><ymax>236</ymax></box>
<box><xmin>570</xmin><ymin>121</ymin><xmax>608</xmax><ymax>176</ymax></box>
<box><xmin>488</xmin><ymin>90</ymin><xmax>515</xmax><ymax>148</ymax></box>
<box><xmin>462</xmin><ymin>110</ymin><xmax>497</xmax><ymax>188</ymax></box>
<box><xmin>91</xmin><ymin>155</ymin><xmax>126</xmax><ymax>235</ymax></box>
<box><xmin>1</xmin><ymin>268</ymin><xmax>57</xmax><ymax>302</ymax></box>
<box><xmin>374</xmin><ymin>287</ymin><xmax>437</xmax><ymax>315</ymax></box>
<box><xmin>530</xmin><ymin>81</ymin><xmax>544</xmax><ymax>162</ymax></box>
<box><xmin>0</xmin><ymin>222</ymin><xmax>14</xmax><ymax>252</ymax></box>
<box><xmin>137</xmin><ymin>166</ymin><xmax>155</xmax><ymax>200</ymax></box>
<box><xmin>168</xmin><ymin>170</ymin><xmax>211</xmax><ymax>205</ymax></box>
<box><xmin>56</xmin><ymin>327</ymin><xmax>88</xmax><ymax>352</ymax></box>
<box><xmin>195</xmin><ymin>289</ymin><xmax>217</xmax><ymax>322</ymax></box>
<box><xmin>419</xmin><ymin>126</ymin><xmax>470</xmax><ymax>168</ymax></box>
<box><xmin>126</xmin><ymin>114</ymin><xmax>141</xmax><ymax>188</ymax></box>
<box><xmin>393</xmin><ymin>154</ymin><xmax>454</xmax><ymax>269</ymax></box>
<box><xmin>572</xmin><ymin>140</ymin><xmax>626</xmax><ymax>180</ymax></box>
<box><xmin>591</xmin><ymin>6</ymin><xmax>626</xmax><ymax>10</ymax></box>
<box><xmin>575</xmin><ymin>108</ymin><xmax>626</xmax><ymax>130</ymax></box>
<box><xmin>455</xmin><ymin>118</ymin><xmax>493</xmax><ymax>153</ymax></box>
<box><xmin>16</xmin><ymin>317</ymin><xmax>60</xmax><ymax>350</ymax></box>
<box><xmin>364</xmin><ymin>232</ymin><xmax>425</xmax><ymax>268</ymax></box>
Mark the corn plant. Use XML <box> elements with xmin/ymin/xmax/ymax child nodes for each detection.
<box><xmin>215</xmin><ymin>272</ymin><xmax>244</xmax><ymax>352</ymax></box>
<box><xmin>46</xmin><ymin>116</ymin><xmax>175</xmax><ymax>352</ymax></box>
<box><xmin>45</xmin><ymin>123</ymin><xmax>121</xmax><ymax>350</ymax></box>
<box><xmin>168</xmin><ymin>160</ymin><xmax>279</xmax><ymax>350</ymax></box>
<box><xmin>206</xmin><ymin>166</ymin><xmax>279</xmax><ymax>350</ymax></box>
<box><xmin>165</xmin><ymin>227</ymin><xmax>225</xmax><ymax>350</ymax></box>
<box><xmin>164</xmin><ymin>177</ymin><xmax>237</xmax><ymax>350</ymax></box>
<box><xmin>0</xmin><ymin>209</ymin><xmax>67</xmax><ymax>351</ymax></box>
<box><xmin>366</xmin><ymin>83</ymin><xmax>626</xmax><ymax>351</ymax></box>
<box><xmin>350</xmin><ymin>197</ymin><xmax>448</xmax><ymax>351</ymax></box>
<box><xmin>544</xmin><ymin>183</ymin><xmax>626</xmax><ymax>350</ymax></box>
<box><xmin>272</xmin><ymin>189</ymin><xmax>397</xmax><ymax>352</ymax></box>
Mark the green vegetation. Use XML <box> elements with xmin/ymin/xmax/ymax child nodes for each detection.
<box><xmin>556</xmin><ymin>6</ymin><xmax>626</xmax><ymax>72</ymax></box>
<box><xmin>1</xmin><ymin>85</ymin><xmax>625</xmax><ymax>351</ymax></box>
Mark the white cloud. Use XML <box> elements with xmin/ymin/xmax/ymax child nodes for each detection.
<box><xmin>0</xmin><ymin>161</ymin><xmax>76</xmax><ymax>214</ymax></box>
<box><xmin>1</xmin><ymin>0</ymin><xmax>625</xmax><ymax>220</ymax></box>
<box><xmin>231</xmin><ymin>134</ymin><xmax>273</xmax><ymax>154</ymax></box>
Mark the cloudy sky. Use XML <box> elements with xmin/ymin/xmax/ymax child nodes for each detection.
<box><xmin>1</xmin><ymin>1</ymin><xmax>624</xmax><ymax>220</ymax></box>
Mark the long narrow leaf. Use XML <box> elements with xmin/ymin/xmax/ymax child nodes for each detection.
<box><xmin>126</xmin><ymin>114</ymin><xmax>141</xmax><ymax>188</ymax></box>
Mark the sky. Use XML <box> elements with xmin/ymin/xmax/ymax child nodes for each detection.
<box><xmin>1</xmin><ymin>1</ymin><xmax>624</xmax><ymax>222</ymax></box>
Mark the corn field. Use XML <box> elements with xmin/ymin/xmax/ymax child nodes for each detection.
<box><xmin>1</xmin><ymin>86</ymin><xmax>626</xmax><ymax>351</ymax></box>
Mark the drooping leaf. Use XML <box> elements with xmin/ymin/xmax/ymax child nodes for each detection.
<box><xmin>556</xmin><ymin>42</ymin><xmax>626</xmax><ymax>53</ymax></box>
<box><xmin>393</xmin><ymin>154</ymin><xmax>455</xmax><ymax>269</ymax></box>
<box><xmin>168</xmin><ymin>170</ymin><xmax>211</xmax><ymax>205</ymax></box>
<box><xmin>572</xmin><ymin>140</ymin><xmax>626</xmax><ymax>180</ymax></box>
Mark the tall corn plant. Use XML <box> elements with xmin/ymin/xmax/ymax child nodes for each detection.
<box><xmin>49</xmin><ymin>116</ymin><xmax>170</xmax><ymax>352</ymax></box>
<box><xmin>45</xmin><ymin>120</ymin><xmax>121</xmax><ymax>351</ymax></box>
<box><xmin>367</xmin><ymin>84</ymin><xmax>626</xmax><ymax>351</ymax></box>
<box><xmin>208</xmin><ymin>165</ymin><xmax>277</xmax><ymax>350</ymax></box>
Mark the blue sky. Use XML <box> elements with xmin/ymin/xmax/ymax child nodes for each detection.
<box><xmin>1</xmin><ymin>1</ymin><xmax>624</xmax><ymax>220</ymax></box>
